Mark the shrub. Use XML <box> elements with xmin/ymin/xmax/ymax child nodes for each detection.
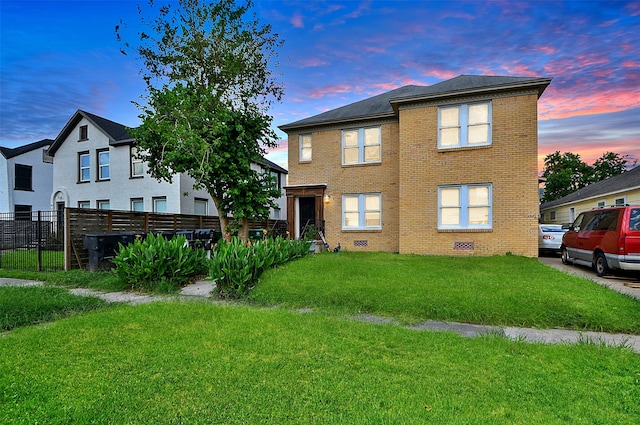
<box><xmin>112</xmin><ymin>233</ymin><xmax>209</xmax><ymax>293</ymax></box>
<box><xmin>210</xmin><ymin>236</ymin><xmax>310</xmax><ymax>299</ymax></box>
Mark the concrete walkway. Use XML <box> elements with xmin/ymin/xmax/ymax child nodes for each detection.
<box><xmin>3</xmin><ymin>273</ymin><xmax>640</xmax><ymax>353</ymax></box>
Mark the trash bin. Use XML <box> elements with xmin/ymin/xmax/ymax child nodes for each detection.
<box><xmin>82</xmin><ymin>233</ymin><xmax>122</xmax><ymax>271</ymax></box>
<box><xmin>248</xmin><ymin>229</ymin><xmax>265</xmax><ymax>241</ymax></box>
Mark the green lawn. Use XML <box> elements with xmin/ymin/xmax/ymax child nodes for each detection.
<box><xmin>0</xmin><ymin>249</ymin><xmax>64</xmax><ymax>271</ymax></box>
<box><xmin>249</xmin><ymin>252</ymin><xmax>640</xmax><ymax>333</ymax></box>
<box><xmin>2</xmin><ymin>302</ymin><xmax>639</xmax><ymax>424</ymax></box>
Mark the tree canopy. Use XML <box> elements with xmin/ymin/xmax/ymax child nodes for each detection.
<box><xmin>541</xmin><ymin>151</ymin><xmax>635</xmax><ymax>203</ymax></box>
<box><xmin>116</xmin><ymin>0</ymin><xmax>284</xmax><ymax>240</ymax></box>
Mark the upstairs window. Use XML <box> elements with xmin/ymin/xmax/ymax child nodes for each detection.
<box><xmin>194</xmin><ymin>198</ymin><xmax>208</xmax><ymax>215</ymax></box>
<box><xmin>438</xmin><ymin>102</ymin><xmax>491</xmax><ymax>149</ymax></box>
<box><xmin>79</xmin><ymin>125</ymin><xmax>88</xmax><ymax>141</ymax></box>
<box><xmin>14</xmin><ymin>164</ymin><xmax>32</xmax><ymax>191</ymax></box>
<box><xmin>131</xmin><ymin>147</ymin><xmax>144</xmax><ymax>178</ymax></box>
<box><xmin>78</xmin><ymin>152</ymin><xmax>90</xmax><ymax>182</ymax></box>
<box><xmin>98</xmin><ymin>149</ymin><xmax>110</xmax><ymax>180</ymax></box>
<box><xmin>438</xmin><ymin>184</ymin><xmax>492</xmax><ymax>230</ymax></box>
<box><xmin>342</xmin><ymin>127</ymin><xmax>381</xmax><ymax>165</ymax></box>
<box><xmin>299</xmin><ymin>134</ymin><xmax>312</xmax><ymax>162</ymax></box>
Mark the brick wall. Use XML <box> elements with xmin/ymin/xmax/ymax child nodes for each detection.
<box><xmin>398</xmin><ymin>93</ymin><xmax>540</xmax><ymax>256</ymax></box>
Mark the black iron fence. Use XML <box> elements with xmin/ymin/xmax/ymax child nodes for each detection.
<box><xmin>0</xmin><ymin>210</ymin><xmax>65</xmax><ymax>271</ymax></box>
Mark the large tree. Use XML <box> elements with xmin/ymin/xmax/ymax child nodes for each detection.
<box><xmin>116</xmin><ymin>0</ymin><xmax>284</xmax><ymax>240</ymax></box>
<box><xmin>541</xmin><ymin>151</ymin><xmax>634</xmax><ymax>203</ymax></box>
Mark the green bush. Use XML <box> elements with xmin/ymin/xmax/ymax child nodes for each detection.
<box><xmin>112</xmin><ymin>233</ymin><xmax>209</xmax><ymax>293</ymax></box>
<box><xmin>210</xmin><ymin>236</ymin><xmax>310</xmax><ymax>299</ymax></box>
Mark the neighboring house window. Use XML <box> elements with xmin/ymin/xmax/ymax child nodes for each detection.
<box><xmin>597</xmin><ymin>200</ymin><xmax>606</xmax><ymax>208</ymax></box>
<box><xmin>153</xmin><ymin>197</ymin><xmax>167</xmax><ymax>213</ymax></box>
<box><xmin>14</xmin><ymin>164</ymin><xmax>32</xmax><ymax>191</ymax></box>
<box><xmin>438</xmin><ymin>101</ymin><xmax>491</xmax><ymax>149</ymax></box>
<box><xmin>273</xmin><ymin>207</ymin><xmax>281</xmax><ymax>220</ymax></box>
<box><xmin>98</xmin><ymin>149</ymin><xmax>110</xmax><ymax>180</ymax></box>
<box><xmin>78</xmin><ymin>201</ymin><xmax>90</xmax><ymax>209</ymax></box>
<box><xmin>270</xmin><ymin>171</ymin><xmax>282</xmax><ymax>190</ymax></box>
<box><xmin>131</xmin><ymin>198</ymin><xmax>144</xmax><ymax>212</ymax></box>
<box><xmin>78</xmin><ymin>152</ymin><xmax>90</xmax><ymax>182</ymax></box>
<box><xmin>97</xmin><ymin>200</ymin><xmax>110</xmax><ymax>210</ymax></box>
<box><xmin>342</xmin><ymin>127</ymin><xmax>381</xmax><ymax>165</ymax></box>
<box><xmin>569</xmin><ymin>207</ymin><xmax>576</xmax><ymax>223</ymax></box>
<box><xmin>299</xmin><ymin>134</ymin><xmax>312</xmax><ymax>162</ymax></box>
<box><xmin>194</xmin><ymin>198</ymin><xmax>208</xmax><ymax>215</ymax></box>
<box><xmin>131</xmin><ymin>147</ymin><xmax>144</xmax><ymax>178</ymax></box>
<box><xmin>615</xmin><ymin>197</ymin><xmax>626</xmax><ymax>206</ymax></box>
<box><xmin>549</xmin><ymin>211</ymin><xmax>556</xmax><ymax>221</ymax></box>
<box><xmin>79</xmin><ymin>125</ymin><xmax>88</xmax><ymax>141</ymax></box>
<box><xmin>438</xmin><ymin>184</ymin><xmax>492</xmax><ymax>229</ymax></box>
<box><xmin>14</xmin><ymin>205</ymin><xmax>32</xmax><ymax>220</ymax></box>
<box><xmin>342</xmin><ymin>193</ymin><xmax>382</xmax><ymax>230</ymax></box>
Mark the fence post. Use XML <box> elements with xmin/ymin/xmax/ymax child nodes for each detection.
<box><xmin>37</xmin><ymin>210</ymin><xmax>42</xmax><ymax>272</ymax></box>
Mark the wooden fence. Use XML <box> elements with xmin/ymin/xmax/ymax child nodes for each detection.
<box><xmin>65</xmin><ymin>207</ymin><xmax>287</xmax><ymax>270</ymax></box>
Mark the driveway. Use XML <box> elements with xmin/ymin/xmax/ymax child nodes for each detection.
<box><xmin>538</xmin><ymin>256</ymin><xmax>640</xmax><ymax>301</ymax></box>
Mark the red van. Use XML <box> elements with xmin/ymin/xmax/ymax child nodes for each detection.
<box><xmin>561</xmin><ymin>206</ymin><xmax>640</xmax><ymax>276</ymax></box>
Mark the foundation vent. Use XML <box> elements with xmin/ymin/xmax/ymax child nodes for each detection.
<box><xmin>354</xmin><ymin>240</ymin><xmax>369</xmax><ymax>247</ymax></box>
<box><xmin>454</xmin><ymin>241</ymin><xmax>474</xmax><ymax>250</ymax></box>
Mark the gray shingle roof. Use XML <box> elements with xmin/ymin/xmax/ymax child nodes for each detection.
<box><xmin>280</xmin><ymin>74</ymin><xmax>551</xmax><ymax>131</ymax></box>
<box><xmin>0</xmin><ymin>139</ymin><xmax>53</xmax><ymax>159</ymax></box>
<box><xmin>540</xmin><ymin>165</ymin><xmax>640</xmax><ymax>210</ymax></box>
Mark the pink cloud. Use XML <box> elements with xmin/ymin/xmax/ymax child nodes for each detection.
<box><xmin>364</xmin><ymin>46</ymin><xmax>385</xmax><ymax>54</ymax></box>
<box><xmin>599</xmin><ymin>19</ymin><xmax>619</xmax><ymax>27</ymax></box>
<box><xmin>420</xmin><ymin>69</ymin><xmax>458</xmax><ymax>80</ymax></box>
<box><xmin>529</xmin><ymin>45</ymin><xmax>558</xmax><ymax>55</ymax></box>
<box><xmin>345</xmin><ymin>0</ymin><xmax>372</xmax><ymax>19</ymax></box>
<box><xmin>290</xmin><ymin>13</ymin><xmax>303</xmax><ymax>28</ymax></box>
<box><xmin>539</xmin><ymin>85</ymin><xmax>640</xmax><ymax>120</ymax></box>
<box><xmin>308</xmin><ymin>83</ymin><xmax>358</xmax><ymax>99</ymax></box>
<box><xmin>622</xmin><ymin>60</ymin><xmax>640</xmax><ymax>67</ymax></box>
<box><xmin>297</xmin><ymin>58</ymin><xmax>329</xmax><ymax>68</ymax></box>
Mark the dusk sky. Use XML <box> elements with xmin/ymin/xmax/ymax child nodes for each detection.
<box><xmin>1</xmin><ymin>0</ymin><xmax>638</xmax><ymax>172</ymax></box>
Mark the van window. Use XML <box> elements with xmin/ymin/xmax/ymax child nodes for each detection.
<box><xmin>572</xmin><ymin>213</ymin><xmax>586</xmax><ymax>231</ymax></box>
<box><xmin>630</xmin><ymin>208</ymin><xmax>640</xmax><ymax>231</ymax></box>
<box><xmin>583</xmin><ymin>210</ymin><xmax>619</xmax><ymax>231</ymax></box>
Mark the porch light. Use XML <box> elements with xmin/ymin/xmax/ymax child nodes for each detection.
<box><xmin>323</xmin><ymin>194</ymin><xmax>331</xmax><ymax>203</ymax></box>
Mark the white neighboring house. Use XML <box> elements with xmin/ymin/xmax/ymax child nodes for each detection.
<box><xmin>0</xmin><ymin>139</ymin><xmax>54</xmax><ymax>215</ymax></box>
<box><xmin>47</xmin><ymin>110</ymin><xmax>287</xmax><ymax>220</ymax></box>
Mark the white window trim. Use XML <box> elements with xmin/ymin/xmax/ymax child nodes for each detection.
<box><xmin>299</xmin><ymin>134</ymin><xmax>312</xmax><ymax>162</ymax></box>
<box><xmin>438</xmin><ymin>184</ymin><xmax>492</xmax><ymax>230</ymax></box>
<box><xmin>342</xmin><ymin>193</ymin><xmax>382</xmax><ymax>230</ymax></box>
<box><xmin>342</xmin><ymin>126</ymin><xmax>381</xmax><ymax>165</ymax></box>
<box><xmin>615</xmin><ymin>196</ymin><xmax>626</xmax><ymax>206</ymax></box>
<box><xmin>131</xmin><ymin>198</ymin><xmax>144</xmax><ymax>212</ymax></box>
<box><xmin>597</xmin><ymin>200</ymin><xmax>606</xmax><ymax>208</ymax></box>
<box><xmin>194</xmin><ymin>198</ymin><xmax>208</xmax><ymax>215</ymax></box>
<box><xmin>549</xmin><ymin>211</ymin><xmax>556</xmax><ymax>221</ymax></box>
<box><xmin>153</xmin><ymin>197</ymin><xmax>167</xmax><ymax>213</ymax></box>
<box><xmin>438</xmin><ymin>101</ymin><xmax>492</xmax><ymax>149</ymax></box>
<box><xmin>97</xmin><ymin>200</ymin><xmax>110</xmax><ymax>210</ymax></box>
<box><xmin>98</xmin><ymin>150</ymin><xmax>110</xmax><ymax>180</ymax></box>
<box><xmin>131</xmin><ymin>147</ymin><xmax>144</xmax><ymax>177</ymax></box>
<box><xmin>79</xmin><ymin>152</ymin><xmax>90</xmax><ymax>182</ymax></box>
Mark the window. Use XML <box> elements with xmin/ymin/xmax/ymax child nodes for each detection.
<box><xmin>14</xmin><ymin>205</ymin><xmax>32</xmax><ymax>220</ymax></box>
<box><xmin>79</xmin><ymin>125</ymin><xmax>88</xmax><ymax>141</ymax></box>
<box><xmin>569</xmin><ymin>207</ymin><xmax>576</xmax><ymax>223</ymax></box>
<box><xmin>153</xmin><ymin>197</ymin><xmax>167</xmax><ymax>213</ymax></box>
<box><xmin>131</xmin><ymin>147</ymin><xmax>144</xmax><ymax>177</ymax></box>
<box><xmin>131</xmin><ymin>198</ymin><xmax>144</xmax><ymax>212</ymax></box>
<box><xmin>597</xmin><ymin>200</ymin><xmax>606</xmax><ymax>208</ymax></box>
<box><xmin>98</xmin><ymin>149</ymin><xmax>110</xmax><ymax>180</ymax></box>
<box><xmin>78</xmin><ymin>201</ymin><xmax>90</xmax><ymax>209</ymax></box>
<box><xmin>299</xmin><ymin>134</ymin><xmax>312</xmax><ymax>162</ymax></box>
<box><xmin>78</xmin><ymin>152</ymin><xmax>90</xmax><ymax>182</ymax></box>
<box><xmin>97</xmin><ymin>200</ymin><xmax>110</xmax><ymax>210</ymax></box>
<box><xmin>194</xmin><ymin>198</ymin><xmax>208</xmax><ymax>215</ymax></box>
<box><xmin>273</xmin><ymin>207</ymin><xmax>281</xmax><ymax>220</ymax></box>
<box><xmin>438</xmin><ymin>102</ymin><xmax>491</xmax><ymax>149</ymax></box>
<box><xmin>615</xmin><ymin>197</ymin><xmax>626</xmax><ymax>206</ymax></box>
<box><xmin>342</xmin><ymin>193</ymin><xmax>381</xmax><ymax>230</ymax></box>
<box><xmin>438</xmin><ymin>184</ymin><xmax>492</xmax><ymax>229</ymax></box>
<box><xmin>14</xmin><ymin>164</ymin><xmax>32</xmax><ymax>191</ymax></box>
<box><xmin>342</xmin><ymin>127</ymin><xmax>381</xmax><ymax>165</ymax></box>
<box><xmin>549</xmin><ymin>211</ymin><xmax>556</xmax><ymax>221</ymax></box>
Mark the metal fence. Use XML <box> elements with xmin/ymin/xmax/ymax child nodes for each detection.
<box><xmin>0</xmin><ymin>210</ymin><xmax>65</xmax><ymax>271</ymax></box>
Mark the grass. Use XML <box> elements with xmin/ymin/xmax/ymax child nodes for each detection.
<box><xmin>0</xmin><ymin>249</ymin><xmax>64</xmax><ymax>270</ymax></box>
<box><xmin>0</xmin><ymin>268</ymin><xmax>130</xmax><ymax>292</ymax></box>
<box><xmin>249</xmin><ymin>252</ymin><xmax>640</xmax><ymax>333</ymax></box>
<box><xmin>1</xmin><ymin>302</ymin><xmax>639</xmax><ymax>424</ymax></box>
<box><xmin>0</xmin><ymin>286</ymin><xmax>112</xmax><ymax>331</ymax></box>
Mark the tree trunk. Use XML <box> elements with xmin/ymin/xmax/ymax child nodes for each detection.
<box><xmin>237</xmin><ymin>217</ymin><xmax>249</xmax><ymax>242</ymax></box>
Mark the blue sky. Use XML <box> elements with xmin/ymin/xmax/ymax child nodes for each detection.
<box><xmin>1</xmin><ymin>0</ymin><xmax>638</xmax><ymax>171</ymax></box>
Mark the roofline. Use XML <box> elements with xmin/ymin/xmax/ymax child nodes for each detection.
<box><xmin>389</xmin><ymin>78</ymin><xmax>552</xmax><ymax>108</ymax></box>
<box><xmin>279</xmin><ymin>112</ymin><xmax>396</xmax><ymax>132</ymax></box>
<box><xmin>540</xmin><ymin>184</ymin><xmax>640</xmax><ymax>211</ymax></box>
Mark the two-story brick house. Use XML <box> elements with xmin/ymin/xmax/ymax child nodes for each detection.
<box><xmin>48</xmin><ymin>110</ymin><xmax>287</xmax><ymax>219</ymax></box>
<box><xmin>280</xmin><ymin>75</ymin><xmax>551</xmax><ymax>257</ymax></box>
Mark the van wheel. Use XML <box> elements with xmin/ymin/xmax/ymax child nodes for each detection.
<box><xmin>594</xmin><ymin>253</ymin><xmax>609</xmax><ymax>277</ymax></box>
<box><xmin>561</xmin><ymin>247</ymin><xmax>572</xmax><ymax>265</ymax></box>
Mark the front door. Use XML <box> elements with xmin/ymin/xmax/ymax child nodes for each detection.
<box><xmin>299</xmin><ymin>197</ymin><xmax>316</xmax><ymax>237</ymax></box>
